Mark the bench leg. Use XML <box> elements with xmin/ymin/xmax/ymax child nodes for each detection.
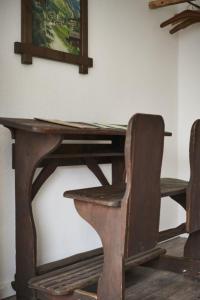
<box><xmin>184</xmin><ymin>230</ymin><xmax>200</xmax><ymax>260</ymax></box>
<box><xmin>98</xmin><ymin>229</ymin><xmax>124</xmax><ymax>300</ymax></box>
<box><xmin>74</xmin><ymin>201</ymin><xmax>125</xmax><ymax>300</ymax></box>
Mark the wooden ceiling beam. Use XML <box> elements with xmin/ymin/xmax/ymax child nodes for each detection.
<box><xmin>149</xmin><ymin>0</ymin><xmax>195</xmax><ymax>9</ymax></box>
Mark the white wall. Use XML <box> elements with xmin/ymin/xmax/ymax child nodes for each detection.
<box><xmin>0</xmin><ymin>1</ymin><xmax>178</xmax><ymax>298</ymax></box>
<box><xmin>178</xmin><ymin>25</ymin><xmax>200</xmax><ymax>223</ymax></box>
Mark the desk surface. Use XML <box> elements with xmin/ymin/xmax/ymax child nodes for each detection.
<box><xmin>0</xmin><ymin>118</ymin><xmax>172</xmax><ymax>136</ymax></box>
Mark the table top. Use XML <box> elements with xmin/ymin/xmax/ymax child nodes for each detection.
<box><xmin>0</xmin><ymin>118</ymin><xmax>172</xmax><ymax>137</ymax></box>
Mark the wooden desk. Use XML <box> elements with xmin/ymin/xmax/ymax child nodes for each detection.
<box><xmin>0</xmin><ymin>118</ymin><xmax>171</xmax><ymax>300</ymax></box>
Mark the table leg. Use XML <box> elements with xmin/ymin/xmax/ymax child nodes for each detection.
<box><xmin>112</xmin><ymin>156</ymin><xmax>125</xmax><ymax>185</ymax></box>
<box><xmin>112</xmin><ymin>137</ymin><xmax>125</xmax><ymax>186</ymax></box>
<box><xmin>184</xmin><ymin>231</ymin><xmax>200</xmax><ymax>260</ymax></box>
<box><xmin>14</xmin><ymin>130</ymin><xmax>61</xmax><ymax>300</ymax></box>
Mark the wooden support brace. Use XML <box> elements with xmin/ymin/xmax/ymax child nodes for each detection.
<box><xmin>85</xmin><ymin>158</ymin><xmax>110</xmax><ymax>186</ymax></box>
<box><xmin>159</xmin><ymin>223</ymin><xmax>186</xmax><ymax>242</ymax></box>
<box><xmin>29</xmin><ymin>247</ymin><xmax>166</xmax><ymax>297</ymax></box>
<box><xmin>32</xmin><ymin>162</ymin><xmax>58</xmax><ymax>201</ymax></box>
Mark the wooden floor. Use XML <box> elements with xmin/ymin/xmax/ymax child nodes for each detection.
<box><xmin>125</xmin><ymin>238</ymin><xmax>200</xmax><ymax>300</ymax></box>
<box><xmin>4</xmin><ymin>238</ymin><xmax>200</xmax><ymax>300</ymax></box>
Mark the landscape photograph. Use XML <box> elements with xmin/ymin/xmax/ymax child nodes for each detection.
<box><xmin>32</xmin><ymin>0</ymin><xmax>81</xmax><ymax>55</ymax></box>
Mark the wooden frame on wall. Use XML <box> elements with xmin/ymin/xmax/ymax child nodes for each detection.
<box><xmin>14</xmin><ymin>0</ymin><xmax>93</xmax><ymax>74</ymax></box>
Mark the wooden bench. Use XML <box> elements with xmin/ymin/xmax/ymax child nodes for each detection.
<box><xmin>29</xmin><ymin>247</ymin><xmax>165</xmax><ymax>297</ymax></box>
<box><xmin>29</xmin><ymin>113</ymin><xmax>167</xmax><ymax>300</ymax></box>
<box><xmin>29</xmin><ymin>114</ymin><xmax>200</xmax><ymax>300</ymax></box>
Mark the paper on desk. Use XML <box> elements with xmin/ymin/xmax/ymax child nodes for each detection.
<box><xmin>35</xmin><ymin>118</ymin><xmax>127</xmax><ymax>130</ymax></box>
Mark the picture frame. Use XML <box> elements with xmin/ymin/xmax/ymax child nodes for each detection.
<box><xmin>14</xmin><ymin>0</ymin><xmax>93</xmax><ymax>74</ymax></box>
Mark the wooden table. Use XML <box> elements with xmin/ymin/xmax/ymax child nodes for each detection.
<box><xmin>0</xmin><ymin>118</ymin><xmax>171</xmax><ymax>300</ymax></box>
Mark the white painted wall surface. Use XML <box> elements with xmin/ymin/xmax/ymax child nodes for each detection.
<box><xmin>0</xmin><ymin>1</ymin><xmax>178</xmax><ymax>298</ymax></box>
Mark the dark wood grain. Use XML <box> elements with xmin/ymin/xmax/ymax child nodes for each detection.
<box><xmin>123</xmin><ymin>115</ymin><xmax>164</xmax><ymax>257</ymax></box>
<box><xmin>79</xmin><ymin>0</ymin><xmax>90</xmax><ymax>74</ymax></box>
<box><xmin>149</xmin><ymin>0</ymin><xmax>195</xmax><ymax>9</ymax></box>
<box><xmin>6</xmin><ymin>238</ymin><xmax>200</xmax><ymax>300</ymax></box>
<box><xmin>186</xmin><ymin>119</ymin><xmax>200</xmax><ymax>233</ymax></box>
<box><xmin>21</xmin><ymin>0</ymin><xmax>32</xmax><ymax>64</ymax></box>
<box><xmin>31</xmin><ymin>162</ymin><xmax>58</xmax><ymax>201</ymax></box>
<box><xmin>37</xmin><ymin>248</ymin><xmax>103</xmax><ymax>276</ymax></box>
<box><xmin>0</xmin><ymin>118</ymin><xmax>172</xmax><ymax>136</ymax></box>
<box><xmin>14</xmin><ymin>42</ymin><xmax>93</xmax><ymax>69</ymax></box>
<box><xmin>160</xmin><ymin>9</ymin><xmax>200</xmax><ymax>35</ymax></box>
<box><xmin>0</xmin><ymin>117</ymin><xmax>128</xmax><ymax>300</ymax></box>
<box><xmin>183</xmin><ymin>120</ymin><xmax>200</xmax><ymax>260</ymax></box>
<box><xmin>85</xmin><ymin>158</ymin><xmax>110</xmax><ymax>186</ymax></box>
<box><xmin>15</xmin><ymin>0</ymin><xmax>93</xmax><ymax>74</ymax></box>
<box><xmin>8</xmin><ymin>267</ymin><xmax>200</xmax><ymax>300</ymax></box>
<box><xmin>0</xmin><ymin>117</ymin><xmax>182</xmax><ymax>300</ymax></box>
<box><xmin>160</xmin><ymin>178</ymin><xmax>188</xmax><ymax>197</ymax></box>
<box><xmin>14</xmin><ymin>130</ymin><xmax>62</xmax><ymax>300</ymax></box>
<box><xmin>61</xmin><ymin>114</ymin><xmax>194</xmax><ymax>300</ymax></box>
<box><xmin>64</xmin><ymin>185</ymin><xmax>124</xmax><ymax>207</ymax></box>
<box><xmin>64</xmin><ymin>178</ymin><xmax>187</xmax><ymax>208</ymax></box>
<box><xmin>63</xmin><ymin>114</ymin><xmax>165</xmax><ymax>300</ymax></box>
<box><xmin>158</xmin><ymin>223</ymin><xmax>186</xmax><ymax>242</ymax></box>
<box><xmin>111</xmin><ymin>136</ymin><xmax>126</xmax><ymax>185</ymax></box>
<box><xmin>124</xmin><ymin>266</ymin><xmax>200</xmax><ymax>300</ymax></box>
<box><xmin>12</xmin><ymin>142</ymin><xmax>125</xmax><ymax>169</ymax></box>
<box><xmin>29</xmin><ymin>248</ymin><xmax>165</xmax><ymax>296</ymax></box>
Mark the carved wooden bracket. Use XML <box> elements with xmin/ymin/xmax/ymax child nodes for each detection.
<box><xmin>149</xmin><ymin>0</ymin><xmax>195</xmax><ymax>9</ymax></box>
<box><xmin>149</xmin><ymin>0</ymin><xmax>200</xmax><ymax>34</ymax></box>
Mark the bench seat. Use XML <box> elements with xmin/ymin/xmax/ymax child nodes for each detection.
<box><xmin>63</xmin><ymin>178</ymin><xmax>188</xmax><ymax>208</ymax></box>
<box><xmin>29</xmin><ymin>248</ymin><xmax>165</xmax><ymax>296</ymax></box>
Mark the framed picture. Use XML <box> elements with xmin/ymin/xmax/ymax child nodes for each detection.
<box><xmin>15</xmin><ymin>0</ymin><xmax>93</xmax><ymax>74</ymax></box>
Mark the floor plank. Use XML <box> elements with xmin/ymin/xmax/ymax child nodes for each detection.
<box><xmin>125</xmin><ymin>266</ymin><xmax>200</xmax><ymax>299</ymax></box>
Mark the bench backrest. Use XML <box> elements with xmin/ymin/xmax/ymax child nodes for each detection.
<box><xmin>187</xmin><ymin>119</ymin><xmax>200</xmax><ymax>233</ymax></box>
<box><xmin>122</xmin><ymin>114</ymin><xmax>165</xmax><ymax>257</ymax></box>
